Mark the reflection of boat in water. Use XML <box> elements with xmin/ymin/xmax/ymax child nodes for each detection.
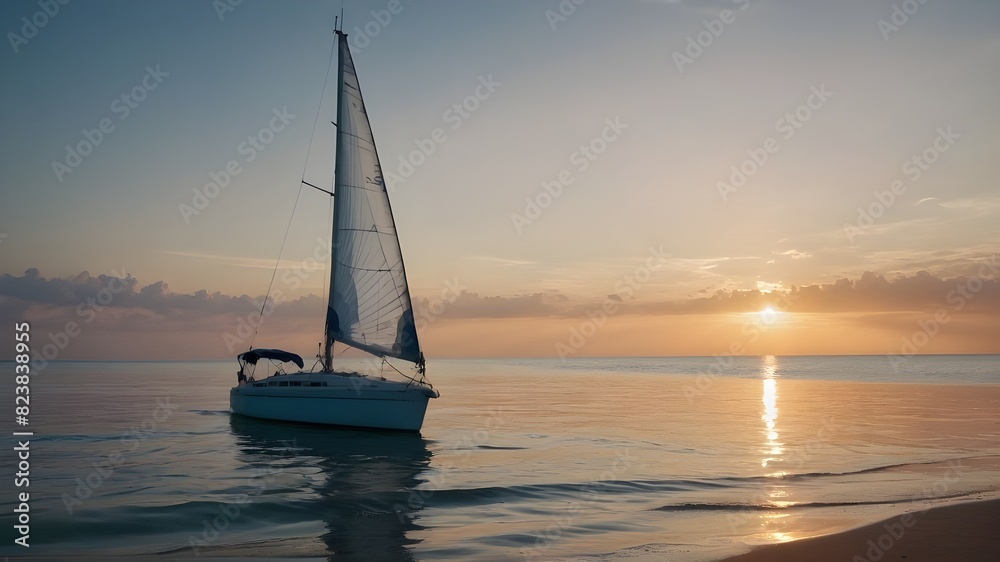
<box><xmin>228</xmin><ymin>416</ymin><xmax>432</xmax><ymax>560</ymax></box>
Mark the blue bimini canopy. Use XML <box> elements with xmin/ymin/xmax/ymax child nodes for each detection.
<box><xmin>237</xmin><ymin>348</ymin><xmax>304</xmax><ymax>369</ymax></box>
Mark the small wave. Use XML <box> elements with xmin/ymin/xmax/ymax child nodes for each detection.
<box><xmin>655</xmin><ymin>499</ymin><xmax>902</xmax><ymax>512</ymax></box>
<box><xmin>653</xmin><ymin>490</ymin><xmax>988</xmax><ymax>512</ymax></box>
<box><xmin>412</xmin><ymin>455</ymin><xmax>995</xmax><ymax>509</ymax></box>
<box><xmin>689</xmin><ymin>454</ymin><xmax>997</xmax><ymax>487</ymax></box>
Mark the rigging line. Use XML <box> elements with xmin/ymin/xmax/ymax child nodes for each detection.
<box><xmin>301</xmin><ymin>32</ymin><xmax>340</xmax><ymax>196</ymax></box>
<box><xmin>319</xmin><ymin>193</ymin><xmax>332</xmax><ymax>351</ymax></box>
<box><xmin>333</xmin><ymin>260</ymin><xmax>391</xmax><ymax>273</ymax></box>
<box><xmin>338</xmin><ymin>183</ymin><xmax>385</xmax><ymax>194</ymax></box>
<box><xmin>249</xmin><ymin>34</ymin><xmax>339</xmax><ymax>352</ymax></box>
<box><xmin>337</xmin><ymin>129</ymin><xmax>376</xmax><ymax>145</ymax></box>
<box><xmin>354</xmin><ymin>302</ymin><xmax>404</xmax><ymax>321</ymax></box>
<box><xmin>249</xmin><ymin>194</ymin><xmax>303</xmax><ymax>353</ymax></box>
<box><xmin>339</xmin><ymin>227</ymin><xmax>390</xmax><ymax>234</ymax></box>
<box><xmin>385</xmin><ymin>358</ymin><xmax>420</xmax><ymax>387</ymax></box>
<box><xmin>303</xmin><ymin>180</ymin><xmax>334</xmax><ymax>196</ymax></box>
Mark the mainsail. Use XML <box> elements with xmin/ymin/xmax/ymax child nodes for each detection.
<box><xmin>324</xmin><ymin>31</ymin><xmax>421</xmax><ymax>366</ymax></box>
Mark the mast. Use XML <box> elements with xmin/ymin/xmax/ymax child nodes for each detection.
<box><xmin>323</xmin><ymin>28</ymin><xmax>347</xmax><ymax>372</ymax></box>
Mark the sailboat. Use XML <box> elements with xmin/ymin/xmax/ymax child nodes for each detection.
<box><xmin>229</xmin><ymin>24</ymin><xmax>438</xmax><ymax>432</ymax></box>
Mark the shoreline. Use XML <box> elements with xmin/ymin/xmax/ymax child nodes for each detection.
<box><xmin>722</xmin><ymin>498</ymin><xmax>1000</xmax><ymax>562</ymax></box>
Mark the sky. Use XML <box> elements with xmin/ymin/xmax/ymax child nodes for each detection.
<box><xmin>1</xmin><ymin>0</ymin><xmax>999</xmax><ymax>361</ymax></box>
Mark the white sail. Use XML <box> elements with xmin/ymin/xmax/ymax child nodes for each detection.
<box><xmin>325</xmin><ymin>31</ymin><xmax>421</xmax><ymax>365</ymax></box>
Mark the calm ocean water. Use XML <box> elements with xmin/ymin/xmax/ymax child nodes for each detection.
<box><xmin>1</xmin><ymin>355</ymin><xmax>998</xmax><ymax>560</ymax></box>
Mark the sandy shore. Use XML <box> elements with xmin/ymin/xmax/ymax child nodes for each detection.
<box><xmin>723</xmin><ymin>498</ymin><xmax>1000</xmax><ymax>562</ymax></box>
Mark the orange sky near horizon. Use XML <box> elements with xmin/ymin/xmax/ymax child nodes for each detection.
<box><xmin>13</xmin><ymin>308</ymin><xmax>999</xmax><ymax>363</ymax></box>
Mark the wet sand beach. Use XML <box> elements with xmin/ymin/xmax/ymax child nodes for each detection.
<box><xmin>723</xmin><ymin>498</ymin><xmax>1000</xmax><ymax>561</ymax></box>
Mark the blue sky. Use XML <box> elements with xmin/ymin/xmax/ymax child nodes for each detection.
<box><xmin>2</xmin><ymin>0</ymin><xmax>999</xmax><ymax>358</ymax></box>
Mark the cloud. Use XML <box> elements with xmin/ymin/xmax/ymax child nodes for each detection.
<box><xmin>0</xmin><ymin>268</ymin><xmax>263</xmax><ymax>317</ymax></box>
<box><xmin>564</xmin><ymin>263</ymin><xmax>1000</xmax><ymax>317</ymax></box>
<box><xmin>778</xmin><ymin>249</ymin><xmax>812</xmax><ymax>260</ymax></box>
<box><xmin>2</xmin><ymin>263</ymin><xmax>998</xmax><ymax>361</ymax></box>
<box><xmin>6</xmin><ymin>263</ymin><xmax>1000</xmax><ymax>325</ymax></box>
<box><xmin>934</xmin><ymin>196</ymin><xmax>1000</xmax><ymax>217</ymax></box>
<box><xmin>707</xmin><ymin>268</ymin><xmax>995</xmax><ymax>314</ymax></box>
<box><xmin>415</xmin><ymin>291</ymin><xmax>568</xmax><ymax>319</ymax></box>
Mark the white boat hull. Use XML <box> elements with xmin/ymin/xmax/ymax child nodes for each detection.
<box><xmin>230</xmin><ymin>372</ymin><xmax>438</xmax><ymax>432</ymax></box>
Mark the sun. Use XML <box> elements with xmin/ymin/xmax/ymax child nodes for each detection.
<box><xmin>759</xmin><ymin>306</ymin><xmax>780</xmax><ymax>325</ymax></box>
<box><xmin>744</xmin><ymin>306</ymin><xmax>783</xmax><ymax>326</ymax></box>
